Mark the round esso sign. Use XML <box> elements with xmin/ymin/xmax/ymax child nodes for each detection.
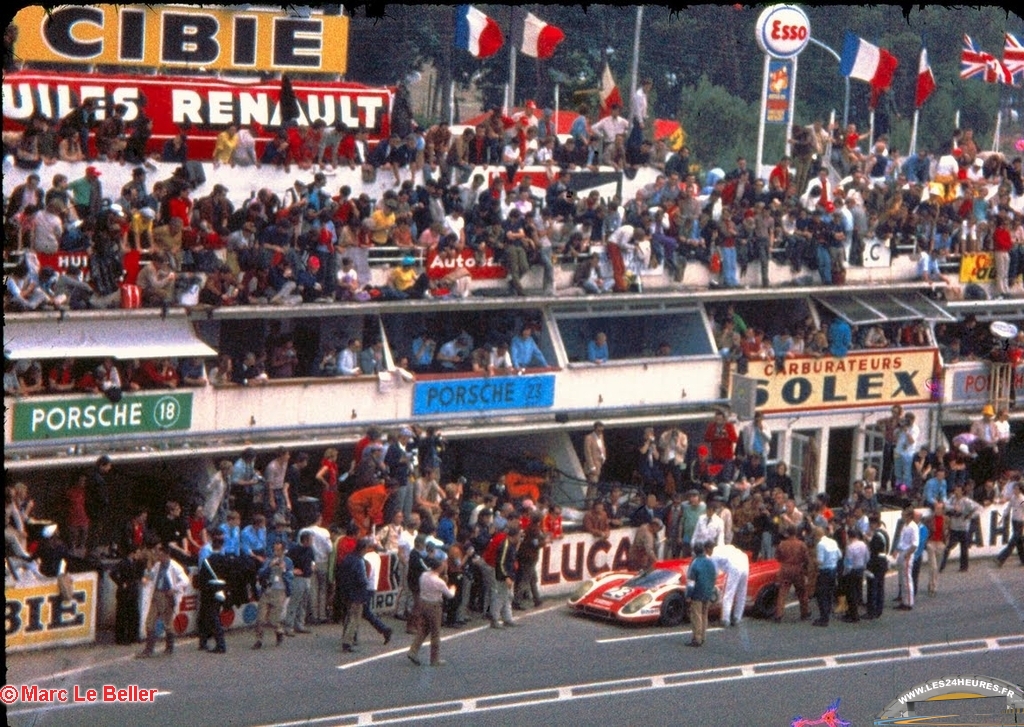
<box><xmin>756</xmin><ymin>5</ymin><xmax>811</xmax><ymax>59</ymax></box>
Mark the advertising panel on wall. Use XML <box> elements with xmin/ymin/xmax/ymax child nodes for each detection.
<box><xmin>748</xmin><ymin>349</ymin><xmax>938</xmax><ymax>414</ymax></box>
<box><xmin>5</xmin><ymin>572</ymin><xmax>99</xmax><ymax>653</ymax></box>
<box><xmin>3</xmin><ymin>70</ymin><xmax>392</xmax><ymax>159</ymax></box>
<box><xmin>11</xmin><ymin>5</ymin><xmax>349</xmax><ymax>74</ymax></box>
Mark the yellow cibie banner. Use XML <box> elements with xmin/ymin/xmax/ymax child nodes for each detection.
<box><xmin>742</xmin><ymin>348</ymin><xmax>938</xmax><ymax>414</ymax></box>
<box><xmin>959</xmin><ymin>252</ymin><xmax>995</xmax><ymax>284</ymax></box>
<box><xmin>5</xmin><ymin>571</ymin><xmax>98</xmax><ymax>652</ymax></box>
<box><xmin>12</xmin><ymin>5</ymin><xmax>348</xmax><ymax>74</ymax></box>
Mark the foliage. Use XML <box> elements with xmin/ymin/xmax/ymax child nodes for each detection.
<box><xmin>676</xmin><ymin>75</ymin><xmax>759</xmax><ymax>169</ymax></box>
<box><xmin>346</xmin><ymin>5</ymin><xmax>1022</xmax><ymax>159</ymax></box>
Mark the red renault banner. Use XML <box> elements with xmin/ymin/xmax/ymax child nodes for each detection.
<box><xmin>3</xmin><ymin>70</ymin><xmax>392</xmax><ymax>159</ymax></box>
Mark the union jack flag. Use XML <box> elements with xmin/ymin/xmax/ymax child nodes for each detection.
<box><xmin>1005</xmin><ymin>32</ymin><xmax>1024</xmax><ymax>80</ymax></box>
<box><xmin>962</xmin><ymin>34</ymin><xmax>1012</xmax><ymax>84</ymax></box>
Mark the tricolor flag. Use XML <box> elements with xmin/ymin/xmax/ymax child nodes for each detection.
<box><xmin>1004</xmin><ymin>32</ymin><xmax>1024</xmax><ymax>80</ymax></box>
<box><xmin>520</xmin><ymin>12</ymin><xmax>565</xmax><ymax>60</ymax></box>
<box><xmin>599</xmin><ymin>63</ymin><xmax>623</xmax><ymax>118</ymax></box>
<box><xmin>839</xmin><ymin>32</ymin><xmax>899</xmax><ymax>108</ymax></box>
<box><xmin>455</xmin><ymin>5</ymin><xmax>504</xmax><ymax>59</ymax></box>
<box><xmin>961</xmin><ymin>34</ymin><xmax>1012</xmax><ymax>84</ymax></box>
<box><xmin>915</xmin><ymin>48</ymin><xmax>936</xmax><ymax>108</ymax></box>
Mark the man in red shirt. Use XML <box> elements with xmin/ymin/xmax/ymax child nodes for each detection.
<box><xmin>704</xmin><ymin>410</ymin><xmax>739</xmax><ymax>482</ymax></box>
<box><xmin>993</xmin><ymin>214</ymin><xmax>1013</xmax><ymax>297</ymax></box>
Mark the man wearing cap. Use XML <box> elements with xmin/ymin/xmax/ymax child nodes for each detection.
<box><xmin>383</xmin><ymin>256</ymin><xmax>429</xmax><ymax>300</ymax></box>
<box><xmin>68</xmin><ymin>166</ymin><xmax>104</xmax><ymax>221</ymax></box>
<box><xmin>197</xmin><ymin>531</ymin><xmax>229</xmax><ymax>653</ymax></box>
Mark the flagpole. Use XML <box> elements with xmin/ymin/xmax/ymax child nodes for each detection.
<box><xmin>786</xmin><ymin>56</ymin><xmax>799</xmax><ymax>159</ymax></box>
<box><xmin>909</xmin><ymin>109</ymin><xmax>920</xmax><ymax>157</ymax></box>
<box><xmin>629</xmin><ymin>7</ymin><xmax>643</xmax><ymax>117</ymax></box>
<box><xmin>554</xmin><ymin>83</ymin><xmax>560</xmax><ymax>127</ymax></box>
<box><xmin>993</xmin><ymin>100</ymin><xmax>1002</xmax><ymax>153</ymax></box>
<box><xmin>449</xmin><ymin>80</ymin><xmax>455</xmax><ymax>126</ymax></box>
<box><xmin>755</xmin><ymin>53</ymin><xmax>771</xmax><ymax>181</ymax></box>
<box><xmin>508</xmin><ymin>6</ymin><xmax>517</xmax><ymax>112</ymax></box>
<box><xmin>869</xmin><ymin>108</ymin><xmax>875</xmax><ymax>149</ymax></box>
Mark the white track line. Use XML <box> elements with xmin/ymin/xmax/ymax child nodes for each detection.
<box><xmin>259</xmin><ymin>636</ymin><xmax>1024</xmax><ymax>727</ymax></box>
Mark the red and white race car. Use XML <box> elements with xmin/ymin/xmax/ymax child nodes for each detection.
<box><xmin>567</xmin><ymin>556</ymin><xmax>780</xmax><ymax>626</ymax></box>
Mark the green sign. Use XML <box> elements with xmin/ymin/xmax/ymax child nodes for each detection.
<box><xmin>13</xmin><ymin>392</ymin><xmax>193</xmax><ymax>441</ymax></box>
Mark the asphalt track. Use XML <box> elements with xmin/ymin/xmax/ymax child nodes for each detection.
<box><xmin>6</xmin><ymin>563</ymin><xmax>1023</xmax><ymax>727</ymax></box>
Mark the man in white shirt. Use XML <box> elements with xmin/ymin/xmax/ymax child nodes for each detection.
<box><xmin>631</xmin><ymin>79</ymin><xmax>652</xmax><ymax>131</ymax></box>
<box><xmin>394</xmin><ymin>513</ymin><xmax>420</xmax><ymax>620</ymax></box>
<box><xmin>706</xmin><ymin>541</ymin><xmax>749</xmax><ymax>626</ymax></box>
<box><xmin>693</xmin><ymin>499</ymin><xmax>726</xmax><ymax>548</ymax></box>
<box><xmin>591</xmin><ymin>105</ymin><xmax>630</xmax><ymax>150</ymax></box>
<box><xmin>337</xmin><ymin>339</ymin><xmax>363</xmax><ymax>376</ymax></box>
<box><xmin>895</xmin><ymin>507</ymin><xmax>920</xmax><ymax>610</ymax></box>
<box><xmin>299</xmin><ymin>516</ymin><xmax>333</xmax><ymax>624</ymax></box>
<box><xmin>138</xmin><ymin>543</ymin><xmax>189</xmax><ymax>657</ymax></box>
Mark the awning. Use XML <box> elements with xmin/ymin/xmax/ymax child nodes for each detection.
<box><xmin>814</xmin><ymin>292</ymin><xmax>956</xmax><ymax>325</ymax></box>
<box><xmin>4</xmin><ymin>314</ymin><xmax>217</xmax><ymax>360</ymax></box>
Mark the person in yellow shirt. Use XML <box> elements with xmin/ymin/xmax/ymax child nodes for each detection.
<box><xmin>382</xmin><ymin>256</ymin><xmax>430</xmax><ymax>299</ymax></box>
<box><xmin>369</xmin><ymin>199</ymin><xmax>397</xmax><ymax>245</ymax></box>
<box><xmin>213</xmin><ymin>125</ymin><xmax>239</xmax><ymax>166</ymax></box>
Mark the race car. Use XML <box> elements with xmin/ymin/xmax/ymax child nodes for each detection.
<box><xmin>567</xmin><ymin>555</ymin><xmax>780</xmax><ymax>626</ymax></box>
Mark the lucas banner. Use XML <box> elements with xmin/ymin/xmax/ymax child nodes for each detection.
<box><xmin>11</xmin><ymin>5</ymin><xmax>349</xmax><ymax>74</ymax></box>
<box><xmin>765</xmin><ymin>59</ymin><xmax>793</xmax><ymax>125</ymax></box>
<box><xmin>745</xmin><ymin>349</ymin><xmax>938</xmax><ymax>413</ymax></box>
<box><xmin>3</xmin><ymin>70</ymin><xmax>392</xmax><ymax>160</ymax></box>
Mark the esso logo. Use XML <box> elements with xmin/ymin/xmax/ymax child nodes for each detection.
<box><xmin>756</xmin><ymin>5</ymin><xmax>811</xmax><ymax>59</ymax></box>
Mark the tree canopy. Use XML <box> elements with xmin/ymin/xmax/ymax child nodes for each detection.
<box><xmin>346</xmin><ymin>5</ymin><xmax>1024</xmax><ymax>167</ymax></box>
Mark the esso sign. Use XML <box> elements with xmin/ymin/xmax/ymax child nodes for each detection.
<box><xmin>756</xmin><ymin>5</ymin><xmax>811</xmax><ymax>59</ymax></box>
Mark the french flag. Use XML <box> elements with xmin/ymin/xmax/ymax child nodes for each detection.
<box><xmin>455</xmin><ymin>5</ymin><xmax>504</xmax><ymax>59</ymax></box>
<box><xmin>599</xmin><ymin>63</ymin><xmax>623</xmax><ymax>117</ymax></box>
<box><xmin>520</xmin><ymin>12</ymin><xmax>565</xmax><ymax>60</ymax></box>
<box><xmin>915</xmin><ymin>48</ymin><xmax>936</xmax><ymax>109</ymax></box>
<box><xmin>840</xmin><ymin>32</ymin><xmax>899</xmax><ymax>107</ymax></box>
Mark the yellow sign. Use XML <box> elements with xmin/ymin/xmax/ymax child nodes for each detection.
<box><xmin>743</xmin><ymin>349</ymin><xmax>938</xmax><ymax>414</ymax></box>
<box><xmin>5</xmin><ymin>572</ymin><xmax>98</xmax><ymax>652</ymax></box>
<box><xmin>959</xmin><ymin>252</ymin><xmax>995</xmax><ymax>284</ymax></box>
<box><xmin>12</xmin><ymin>5</ymin><xmax>348</xmax><ymax>74</ymax></box>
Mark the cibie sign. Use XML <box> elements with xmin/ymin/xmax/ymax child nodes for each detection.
<box><xmin>756</xmin><ymin>5</ymin><xmax>811</xmax><ymax>59</ymax></box>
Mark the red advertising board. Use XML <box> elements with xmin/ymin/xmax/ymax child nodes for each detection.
<box><xmin>35</xmin><ymin>252</ymin><xmax>92</xmax><ymax>278</ymax></box>
<box><xmin>3</xmin><ymin>70</ymin><xmax>392</xmax><ymax>159</ymax></box>
<box><xmin>425</xmin><ymin>246</ymin><xmax>507</xmax><ymax>280</ymax></box>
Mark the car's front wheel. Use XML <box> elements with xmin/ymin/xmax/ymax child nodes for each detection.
<box><xmin>660</xmin><ymin>592</ymin><xmax>687</xmax><ymax>626</ymax></box>
<box><xmin>751</xmin><ymin>583</ymin><xmax>779</xmax><ymax>619</ymax></box>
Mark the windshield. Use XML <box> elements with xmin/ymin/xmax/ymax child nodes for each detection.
<box><xmin>624</xmin><ymin>569</ymin><xmax>679</xmax><ymax>589</ymax></box>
